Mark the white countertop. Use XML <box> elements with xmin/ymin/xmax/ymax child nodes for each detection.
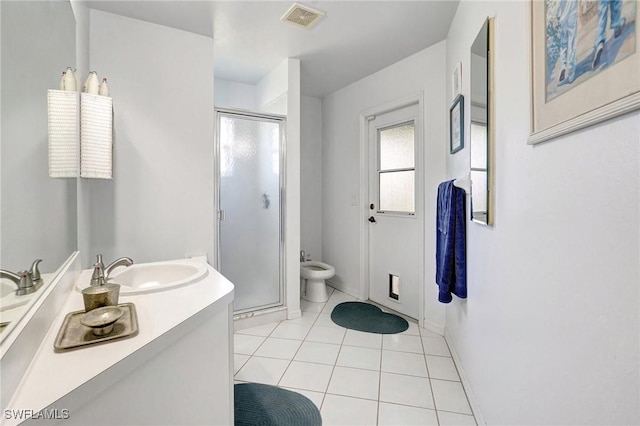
<box><xmin>4</xmin><ymin>260</ymin><xmax>233</xmax><ymax>423</ymax></box>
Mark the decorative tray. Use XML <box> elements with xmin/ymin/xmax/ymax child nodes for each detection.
<box><xmin>54</xmin><ymin>303</ymin><xmax>138</xmax><ymax>351</ymax></box>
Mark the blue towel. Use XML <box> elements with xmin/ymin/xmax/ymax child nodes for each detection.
<box><xmin>436</xmin><ymin>180</ymin><xmax>466</xmax><ymax>303</ymax></box>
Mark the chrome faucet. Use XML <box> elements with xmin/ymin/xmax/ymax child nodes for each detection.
<box><xmin>300</xmin><ymin>250</ymin><xmax>306</xmax><ymax>262</ymax></box>
<box><xmin>90</xmin><ymin>254</ymin><xmax>133</xmax><ymax>286</ymax></box>
<box><xmin>0</xmin><ymin>259</ymin><xmax>43</xmax><ymax>296</ymax></box>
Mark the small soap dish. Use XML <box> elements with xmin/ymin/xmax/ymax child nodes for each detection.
<box><xmin>54</xmin><ymin>303</ymin><xmax>138</xmax><ymax>351</ymax></box>
<box><xmin>80</xmin><ymin>306</ymin><xmax>124</xmax><ymax>336</ymax></box>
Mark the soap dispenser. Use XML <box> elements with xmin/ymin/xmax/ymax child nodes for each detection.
<box><xmin>98</xmin><ymin>78</ymin><xmax>110</xmax><ymax>97</ymax></box>
<box><xmin>58</xmin><ymin>71</ymin><xmax>66</xmax><ymax>90</ymax></box>
<box><xmin>85</xmin><ymin>71</ymin><xmax>100</xmax><ymax>95</ymax></box>
<box><xmin>63</xmin><ymin>67</ymin><xmax>77</xmax><ymax>91</ymax></box>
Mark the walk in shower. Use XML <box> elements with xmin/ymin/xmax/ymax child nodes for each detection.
<box><xmin>215</xmin><ymin>109</ymin><xmax>285</xmax><ymax>313</ymax></box>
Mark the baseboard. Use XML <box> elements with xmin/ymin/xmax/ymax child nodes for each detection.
<box><xmin>287</xmin><ymin>309</ymin><xmax>302</xmax><ymax>320</ymax></box>
<box><xmin>444</xmin><ymin>328</ymin><xmax>486</xmax><ymax>425</ymax></box>
<box><xmin>233</xmin><ymin>306</ymin><xmax>287</xmax><ymax>331</ymax></box>
<box><xmin>326</xmin><ymin>279</ymin><xmax>360</xmax><ymax>300</ymax></box>
<box><xmin>422</xmin><ymin>319</ymin><xmax>445</xmax><ymax>336</ymax></box>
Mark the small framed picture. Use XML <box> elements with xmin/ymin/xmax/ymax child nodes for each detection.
<box><xmin>449</xmin><ymin>94</ymin><xmax>464</xmax><ymax>154</ymax></box>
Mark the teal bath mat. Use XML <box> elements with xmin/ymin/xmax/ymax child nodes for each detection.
<box><xmin>331</xmin><ymin>301</ymin><xmax>409</xmax><ymax>334</ymax></box>
<box><xmin>234</xmin><ymin>383</ymin><xmax>322</xmax><ymax>426</ymax></box>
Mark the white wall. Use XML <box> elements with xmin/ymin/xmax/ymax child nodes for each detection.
<box><xmin>83</xmin><ymin>10</ymin><xmax>215</xmax><ymax>267</ymax></box>
<box><xmin>322</xmin><ymin>41</ymin><xmax>448</xmax><ymax>327</ymax></box>
<box><xmin>0</xmin><ymin>1</ymin><xmax>77</xmax><ymax>273</ymax></box>
<box><xmin>300</xmin><ymin>96</ymin><xmax>323</xmax><ymax>260</ymax></box>
<box><xmin>214</xmin><ymin>78</ymin><xmax>257</xmax><ymax>111</ymax></box>
<box><xmin>445</xmin><ymin>2</ymin><xmax>639</xmax><ymax>424</ymax></box>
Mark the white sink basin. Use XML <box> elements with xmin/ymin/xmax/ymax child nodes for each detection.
<box><xmin>105</xmin><ymin>260</ymin><xmax>208</xmax><ymax>295</ymax></box>
<box><xmin>0</xmin><ymin>279</ymin><xmax>31</xmax><ymax>312</ymax></box>
<box><xmin>1</xmin><ymin>280</ymin><xmax>16</xmax><ymax>298</ymax></box>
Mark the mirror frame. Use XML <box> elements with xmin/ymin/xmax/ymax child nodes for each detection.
<box><xmin>470</xmin><ymin>17</ymin><xmax>495</xmax><ymax>226</ymax></box>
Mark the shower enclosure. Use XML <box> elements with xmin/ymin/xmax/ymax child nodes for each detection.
<box><xmin>215</xmin><ymin>109</ymin><xmax>285</xmax><ymax>313</ymax></box>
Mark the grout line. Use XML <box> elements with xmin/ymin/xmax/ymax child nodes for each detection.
<box><xmin>419</xmin><ymin>325</ymin><xmax>441</xmax><ymax>425</ymax></box>
<box><xmin>276</xmin><ymin>305</ymin><xmax>324</xmax><ymax>389</ymax></box>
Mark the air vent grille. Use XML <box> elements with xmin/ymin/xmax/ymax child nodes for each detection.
<box><xmin>281</xmin><ymin>3</ymin><xmax>325</xmax><ymax>29</ymax></box>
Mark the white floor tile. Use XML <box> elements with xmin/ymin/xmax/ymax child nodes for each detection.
<box><xmin>253</xmin><ymin>337</ymin><xmax>302</xmax><ymax>360</ymax></box>
<box><xmin>320</xmin><ymin>394</ymin><xmax>378</xmax><ymax>426</ymax></box>
<box><xmin>323</xmin><ymin>293</ymin><xmax>357</xmax><ymax>313</ymax></box>
<box><xmin>426</xmin><ymin>355</ymin><xmax>460</xmax><ymax>381</ymax></box>
<box><xmin>343</xmin><ymin>329</ymin><xmax>383</xmax><ymax>349</ymax></box>
<box><xmin>327</xmin><ymin>366</ymin><xmax>380</xmax><ymax>400</ymax></box>
<box><xmin>336</xmin><ymin>345</ymin><xmax>381</xmax><ymax>371</ymax></box>
<box><xmin>381</xmin><ymin>350</ymin><xmax>428</xmax><ymax>377</ymax></box>
<box><xmin>378</xmin><ymin>402</ymin><xmax>438</xmax><ymax>426</ymax></box>
<box><xmin>301</xmin><ymin>299</ymin><xmax>326</xmax><ymax>313</ymax></box>
<box><xmin>430</xmin><ymin>379</ymin><xmax>472</xmax><ymax>415</ymax></box>
<box><xmin>383</xmin><ymin>334</ymin><xmax>424</xmax><ymax>354</ymax></box>
<box><xmin>306</xmin><ymin>325</ymin><xmax>346</xmax><ymax>344</ymax></box>
<box><xmin>234</xmin><ymin>334</ymin><xmax>266</xmax><ymax>355</ymax></box>
<box><xmin>284</xmin><ymin>310</ymin><xmax>320</xmax><ymax>325</ymax></box>
<box><xmin>270</xmin><ymin>322</ymin><xmax>312</xmax><ymax>340</ymax></box>
<box><xmin>400</xmin><ymin>321</ymin><xmax>421</xmax><ymax>336</ymax></box>
<box><xmin>422</xmin><ymin>336</ymin><xmax>451</xmax><ymax>357</ymax></box>
<box><xmin>281</xmin><ymin>387</ymin><xmax>325</xmax><ymax>409</ymax></box>
<box><xmin>379</xmin><ymin>372</ymin><xmax>434</xmax><ymax>409</ymax></box>
<box><xmin>279</xmin><ymin>360</ymin><xmax>334</xmax><ymax>392</ymax></box>
<box><xmin>419</xmin><ymin>327</ymin><xmax>443</xmax><ymax>338</ymax></box>
<box><xmin>233</xmin><ymin>354</ymin><xmax>250</xmax><ymax>374</ymax></box>
<box><xmin>437</xmin><ymin>411</ymin><xmax>477</xmax><ymax>425</ymax></box>
<box><xmin>234</xmin><ymin>356</ymin><xmax>289</xmax><ymax>385</ymax></box>
<box><xmin>294</xmin><ymin>341</ymin><xmax>341</xmax><ymax>365</ymax></box>
<box><xmin>235</xmin><ymin>322</ymin><xmax>278</xmax><ymax>337</ymax></box>
<box><xmin>315</xmin><ymin>312</ymin><xmax>344</xmax><ymax>328</ymax></box>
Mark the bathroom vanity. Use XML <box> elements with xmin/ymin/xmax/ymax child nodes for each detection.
<box><xmin>1</xmin><ymin>255</ymin><xmax>234</xmax><ymax>426</ymax></box>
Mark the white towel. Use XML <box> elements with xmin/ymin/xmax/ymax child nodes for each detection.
<box><xmin>80</xmin><ymin>93</ymin><xmax>113</xmax><ymax>179</ymax></box>
<box><xmin>47</xmin><ymin>90</ymin><xmax>79</xmax><ymax>178</ymax></box>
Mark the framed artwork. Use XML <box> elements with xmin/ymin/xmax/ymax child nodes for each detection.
<box><xmin>450</xmin><ymin>94</ymin><xmax>464</xmax><ymax>154</ymax></box>
<box><xmin>452</xmin><ymin>62</ymin><xmax>462</xmax><ymax>101</ymax></box>
<box><xmin>529</xmin><ymin>0</ymin><xmax>639</xmax><ymax>144</ymax></box>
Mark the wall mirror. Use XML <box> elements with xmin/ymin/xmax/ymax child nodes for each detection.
<box><xmin>469</xmin><ymin>17</ymin><xmax>494</xmax><ymax>225</ymax></box>
<box><xmin>0</xmin><ymin>1</ymin><xmax>78</xmax><ymax>343</ymax></box>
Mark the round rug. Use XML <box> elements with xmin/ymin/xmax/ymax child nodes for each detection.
<box><xmin>331</xmin><ymin>301</ymin><xmax>409</xmax><ymax>334</ymax></box>
<box><xmin>234</xmin><ymin>383</ymin><xmax>322</xmax><ymax>426</ymax></box>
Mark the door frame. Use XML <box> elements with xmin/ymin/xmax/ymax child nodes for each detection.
<box><xmin>358</xmin><ymin>93</ymin><xmax>425</xmax><ymax>326</ymax></box>
<box><xmin>214</xmin><ymin>107</ymin><xmax>287</xmax><ymax>313</ymax></box>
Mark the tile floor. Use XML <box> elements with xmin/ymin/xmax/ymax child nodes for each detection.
<box><xmin>233</xmin><ymin>288</ymin><xmax>476</xmax><ymax>426</ymax></box>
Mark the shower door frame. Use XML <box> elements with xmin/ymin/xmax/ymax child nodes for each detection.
<box><xmin>214</xmin><ymin>108</ymin><xmax>287</xmax><ymax>314</ymax></box>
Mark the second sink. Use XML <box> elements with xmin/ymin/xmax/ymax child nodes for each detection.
<box><xmin>104</xmin><ymin>260</ymin><xmax>208</xmax><ymax>295</ymax></box>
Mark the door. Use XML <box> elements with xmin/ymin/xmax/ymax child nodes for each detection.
<box><xmin>368</xmin><ymin>103</ymin><xmax>422</xmax><ymax>319</ymax></box>
<box><xmin>216</xmin><ymin>110</ymin><xmax>285</xmax><ymax>313</ymax></box>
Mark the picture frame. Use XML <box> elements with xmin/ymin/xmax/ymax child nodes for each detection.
<box><xmin>452</xmin><ymin>62</ymin><xmax>462</xmax><ymax>101</ymax></box>
<box><xmin>529</xmin><ymin>0</ymin><xmax>639</xmax><ymax>145</ymax></box>
<box><xmin>450</xmin><ymin>94</ymin><xmax>464</xmax><ymax>154</ymax></box>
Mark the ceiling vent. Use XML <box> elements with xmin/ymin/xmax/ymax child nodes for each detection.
<box><xmin>281</xmin><ymin>3</ymin><xmax>325</xmax><ymax>30</ymax></box>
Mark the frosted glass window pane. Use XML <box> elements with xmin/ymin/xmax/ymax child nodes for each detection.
<box><xmin>470</xmin><ymin>122</ymin><xmax>487</xmax><ymax>169</ymax></box>
<box><xmin>379</xmin><ymin>123</ymin><xmax>414</xmax><ymax>170</ymax></box>
<box><xmin>380</xmin><ymin>171</ymin><xmax>415</xmax><ymax>212</ymax></box>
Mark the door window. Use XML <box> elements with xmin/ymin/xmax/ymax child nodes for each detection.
<box><xmin>378</xmin><ymin>122</ymin><xmax>415</xmax><ymax>214</ymax></box>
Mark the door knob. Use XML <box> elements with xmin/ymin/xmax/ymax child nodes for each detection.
<box><xmin>368</xmin><ymin>216</ymin><xmax>376</xmax><ymax>223</ymax></box>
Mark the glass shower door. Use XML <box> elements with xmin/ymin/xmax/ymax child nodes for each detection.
<box><xmin>216</xmin><ymin>111</ymin><xmax>284</xmax><ymax>313</ymax></box>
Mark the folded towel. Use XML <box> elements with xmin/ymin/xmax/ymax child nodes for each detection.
<box><xmin>48</xmin><ymin>90</ymin><xmax>79</xmax><ymax>178</ymax></box>
<box><xmin>436</xmin><ymin>180</ymin><xmax>467</xmax><ymax>303</ymax></box>
<box><xmin>80</xmin><ymin>93</ymin><xmax>113</xmax><ymax>179</ymax></box>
